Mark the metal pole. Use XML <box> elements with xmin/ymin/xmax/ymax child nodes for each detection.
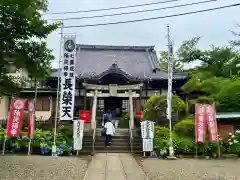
<box><xmin>167</xmin><ymin>24</ymin><xmax>175</xmax><ymax>158</ymax></box>
<box><xmin>52</xmin><ymin>23</ymin><xmax>63</xmax><ymax>156</ymax></box>
<box><xmin>28</xmin><ymin>78</ymin><xmax>38</xmax><ymax>155</ymax></box>
<box><xmin>2</xmin><ymin>97</ymin><xmax>13</xmax><ymax>155</ymax></box>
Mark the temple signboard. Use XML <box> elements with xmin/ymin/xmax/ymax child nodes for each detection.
<box><xmin>59</xmin><ymin>35</ymin><xmax>76</xmax><ymax>121</ymax></box>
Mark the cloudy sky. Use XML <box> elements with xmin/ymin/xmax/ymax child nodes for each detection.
<box><xmin>44</xmin><ymin>0</ymin><xmax>240</xmax><ymax>68</ymax></box>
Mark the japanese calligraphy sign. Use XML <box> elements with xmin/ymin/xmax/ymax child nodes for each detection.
<box><xmin>28</xmin><ymin>99</ymin><xmax>35</xmax><ymax>137</ymax></box>
<box><xmin>195</xmin><ymin>103</ymin><xmax>207</xmax><ymax>143</ymax></box>
<box><xmin>60</xmin><ymin>35</ymin><xmax>76</xmax><ymax>121</ymax></box>
<box><xmin>7</xmin><ymin>98</ymin><xmax>26</xmax><ymax>137</ymax></box>
<box><xmin>205</xmin><ymin>103</ymin><xmax>218</xmax><ymax>142</ymax></box>
<box><xmin>73</xmin><ymin>120</ymin><xmax>84</xmax><ymax>150</ymax></box>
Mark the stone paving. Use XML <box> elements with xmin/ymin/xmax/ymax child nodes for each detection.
<box><xmin>139</xmin><ymin>158</ymin><xmax>240</xmax><ymax>180</ymax></box>
<box><xmin>83</xmin><ymin>153</ymin><xmax>148</xmax><ymax>180</ymax></box>
<box><xmin>0</xmin><ymin>155</ymin><xmax>90</xmax><ymax>180</ymax></box>
<box><xmin>2</xmin><ymin>154</ymin><xmax>240</xmax><ymax>180</ymax></box>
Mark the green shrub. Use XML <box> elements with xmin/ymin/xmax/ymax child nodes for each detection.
<box><xmin>174</xmin><ymin>118</ymin><xmax>195</xmax><ymax>137</ymax></box>
<box><xmin>154</xmin><ymin>126</ymin><xmax>170</xmax><ymax>153</ymax></box>
<box><xmin>0</xmin><ymin>127</ymin><xmax>73</xmax><ymax>155</ymax></box>
<box><xmin>143</xmin><ymin>93</ymin><xmax>185</xmax><ymax>123</ymax></box>
<box><xmin>227</xmin><ymin>132</ymin><xmax>240</xmax><ymax>154</ymax></box>
<box><xmin>173</xmin><ymin>134</ymin><xmax>195</xmax><ymax>154</ymax></box>
<box><xmin>119</xmin><ymin>113</ymin><xmax>141</xmax><ymax>128</ymax></box>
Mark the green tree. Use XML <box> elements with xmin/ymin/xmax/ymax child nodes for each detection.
<box><xmin>143</xmin><ymin>93</ymin><xmax>185</xmax><ymax>124</ymax></box>
<box><xmin>158</xmin><ymin>51</ymin><xmax>183</xmax><ymax>71</ymax></box>
<box><xmin>0</xmin><ymin>0</ymin><xmax>60</xmax><ymax>96</ymax></box>
<box><xmin>217</xmin><ymin>79</ymin><xmax>240</xmax><ymax>112</ymax></box>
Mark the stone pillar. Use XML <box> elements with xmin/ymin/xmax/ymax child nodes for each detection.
<box><xmin>140</xmin><ymin>86</ymin><xmax>143</xmax><ymax>109</ymax></box>
<box><xmin>129</xmin><ymin>90</ymin><xmax>134</xmax><ymax>129</ymax></box>
<box><xmin>84</xmin><ymin>89</ymin><xmax>87</xmax><ymax>110</ymax></box>
<box><xmin>91</xmin><ymin>90</ymin><xmax>98</xmax><ymax>130</ymax></box>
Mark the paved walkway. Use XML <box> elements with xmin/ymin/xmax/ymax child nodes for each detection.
<box><xmin>83</xmin><ymin>153</ymin><xmax>148</xmax><ymax>180</ymax></box>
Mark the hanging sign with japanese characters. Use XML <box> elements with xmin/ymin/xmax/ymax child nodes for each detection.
<box><xmin>73</xmin><ymin>120</ymin><xmax>84</xmax><ymax>150</ymax></box>
<box><xmin>205</xmin><ymin>103</ymin><xmax>218</xmax><ymax>142</ymax></box>
<box><xmin>140</xmin><ymin>120</ymin><xmax>154</xmax><ymax>139</ymax></box>
<box><xmin>60</xmin><ymin>35</ymin><xmax>76</xmax><ymax>121</ymax></box>
<box><xmin>7</xmin><ymin>98</ymin><xmax>26</xmax><ymax>137</ymax></box>
<box><xmin>195</xmin><ymin>103</ymin><xmax>207</xmax><ymax>143</ymax></box>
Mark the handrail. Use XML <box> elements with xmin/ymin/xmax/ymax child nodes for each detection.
<box><xmin>129</xmin><ymin>119</ymin><xmax>134</xmax><ymax>153</ymax></box>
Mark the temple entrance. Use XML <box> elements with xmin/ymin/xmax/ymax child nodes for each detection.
<box><xmin>104</xmin><ymin>97</ymin><xmax>122</xmax><ymax>116</ymax></box>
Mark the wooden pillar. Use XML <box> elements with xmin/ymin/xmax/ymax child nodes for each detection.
<box><xmin>91</xmin><ymin>90</ymin><xmax>98</xmax><ymax>130</ymax></box>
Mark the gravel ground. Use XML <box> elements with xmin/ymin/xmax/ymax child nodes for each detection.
<box><xmin>139</xmin><ymin>158</ymin><xmax>240</xmax><ymax>180</ymax></box>
<box><xmin>0</xmin><ymin>155</ymin><xmax>91</xmax><ymax>180</ymax></box>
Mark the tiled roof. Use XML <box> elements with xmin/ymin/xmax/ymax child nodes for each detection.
<box><xmin>51</xmin><ymin>44</ymin><xmax>188</xmax><ymax>80</ymax></box>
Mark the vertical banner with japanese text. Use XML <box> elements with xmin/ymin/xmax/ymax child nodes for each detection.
<box><xmin>206</xmin><ymin>103</ymin><xmax>218</xmax><ymax>142</ymax></box>
<box><xmin>7</xmin><ymin>98</ymin><xmax>26</xmax><ymax>137</ymax></box>
<box><xmin>73</xmin><ymin>120</ymin><xmax>84</xmax><ymax>150</ymax></box>
<box><xmin>60</xmin><ymin>35</ymin><xmax>76</xmax><ymax>120</ymax></box>
<box><xmin>195</xmin><ymin>103</ymin><xmax>207</xmax><ymax>143</ymax></box>
<box><xmin>28</xmin><ymin>99</ymin><xmax>35</xmax><ymax>137</ymax></box>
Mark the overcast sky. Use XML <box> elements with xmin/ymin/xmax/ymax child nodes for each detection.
<box><xmin>44</xmin><ymin>0</ymin><xmax>240</xmax><ymax>68</ymax></box>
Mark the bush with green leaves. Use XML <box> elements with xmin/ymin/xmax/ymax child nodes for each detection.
<box><xmin>154</xmin><ymin>126</ymin><xmax>170</xmax><ymax>153</ymax></box>
<box><xmin>174</xmin><ymin>118</ymin><xmax>195</xmax><ymax>137</ymax></box>
<box><xmin>227</xmin><ymin>132</ymin><xmax>240</xmax><ymax>154</ymax></box>
<box><xmin>0</xmin><ymin>127</ymin><xmax>73</xmax><ymax>155</ymax></box>
<box><xmin>143</xmin><ymin>93</ymin><xmax>185</xmax><ymax>124</ymax></box>
<box><xmin>120</xmin><ymin>113</ymin><xmax>141</xmax><ymax>128</ymax></box>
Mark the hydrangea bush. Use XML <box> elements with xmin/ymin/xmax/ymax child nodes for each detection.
<box><xmin>227</xmin><ymin>132</ymin><xmax>240</xmax><ymax>155</ymax></box>
<box><xmin>0</xmin><ymin>127</ymin><xmax>73</xmax><ymax>156</ymax></box>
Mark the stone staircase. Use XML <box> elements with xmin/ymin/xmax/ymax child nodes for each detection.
<box><xmin>80</xmin><ymin>128</ymin><xmax>142</xmax><ymax>154</ymax></box>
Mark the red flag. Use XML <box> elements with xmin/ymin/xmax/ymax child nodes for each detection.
<box><xmin>136</xmin><ymin>111</ymin><xmax>143</xmax><ymax>120</ymax></box>
<box><xmin>195</xmin><ymin>103</ymin><xmax>207</xmax><ymax>143</ymax></box>
<box><xmin>205</xmin><ymin>103</ymin><xmax>218</xmax><ymax>142</ymax></box>
<box><xmin>79</xmin><ymin>110</ymin><xmax>91</xmax><ymax>124</ymax></box>
<box><xmin>7</xmin><ymin>98</ymin><xmax>26</xmax><ymax>137</ymax></box>
<box><xmin>28</xmin><ymin>99</ymin><xmax>35</xmax><ymax>137</ymax></box>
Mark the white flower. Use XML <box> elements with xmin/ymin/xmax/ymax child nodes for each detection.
<box><xmin>229</xmin><ymin>142</ymin><xmax>233</xmax><ymax>145</ymax></box>
<box><xmin>219</xmin><ymin>138</ymin><xmax>222</xmax><ymax>141</ymax></box>
<box><xmin>228</xmin><ymin>139</ymin><xmax>231</xmax><ymax>141</ymax></box>
<box><xmin>232</xmin><ymin>135</ymin><xmax>235</xmax><ymax>138</ymax></box>
<box><xmin>229</xmin><ymin>132</ymin><xmax>233</xmax><ymax>136</ymax></box>
<box><xmin>234</xmin><ymin>140</ymin><xmax>239</xmax><ymax>143</ymax></box>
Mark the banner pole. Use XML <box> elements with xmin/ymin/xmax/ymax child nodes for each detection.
<box><xmin>52</xmin><ymin>23</ymin><xmax>63</xmax><ymax>156</ymax></box>
<box><xmin>27</xmin><ymin>138</ymin><xmax>32</xmax><ymax>155</ymax></box>
<box><xmin>77</xmin><ymin>150</ymin><xmax>79</xmax><ymax>156</ymax></box>
<box><xmin>28</xmin><ymin>78</ymin><xmax>38</xmax><ymax>155</ymax></box>
<box><xmin>2</xmin><ymin>135</ymin><xmax>7</xmax><ymax>155</ymax></box>
<box><xmin>2</xmin><ymin>97</ymin><xmax>14</xmax><ymax>155</ymax></box>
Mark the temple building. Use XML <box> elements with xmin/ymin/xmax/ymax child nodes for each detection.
<box><xmin>0</xmin><ymin>45</ymin><xmax>188</xmax><ymax>121</ymax></box>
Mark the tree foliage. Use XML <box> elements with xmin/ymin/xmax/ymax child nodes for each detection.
<box><xmin>178</xmin><ymin>36</ymin><xmax>240</xmax><ymax>112</ymax></box>
<box><xmin>143</xmin><ymin>93</ymin><xmax>185</xmax><ymax>123</ymax></box>
<box><xmin>0</xmin><ymin>0</ymin><xmax>60</xmax><ymax>95</ymax></box>
<box><xmin>158</xmin><ymin>51</ymin><xmax>183</xmax><ymax>71</ymax></box>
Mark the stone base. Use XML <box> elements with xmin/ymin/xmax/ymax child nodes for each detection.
<box><xmin>167</xmin><ymin>156</ymin><xmax>177</xmax><ymax>160</ymax></box>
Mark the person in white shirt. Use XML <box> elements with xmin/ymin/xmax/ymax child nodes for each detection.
<box><xmin>104</xmin><ymin>119</ymin><xmax>115</xmax><ymax>147</ymax></box>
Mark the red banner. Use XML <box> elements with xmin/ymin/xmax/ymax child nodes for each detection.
<box><xmin>205</xmin><ymin>103</ymin><xmax>218</xmax><ymax>142</ymax></box>
<box><xmin>28</xmin><ymin>100</ymin><xmax>35</xmax><ymax>137</ymax></box>
<box><xmin>195</xmin><ymin>104</ymin><xmax>207</xmax><ymax>143</ymax></box>
<box><xmin>7</xmin><ymin>98</ymin><xmax>26</xmax><ymax>137</ymax></box>
<box><xmin>136</xmin><ymin>111</ymin><xmax>143</xmax><ymax>120</ymax></box>
<box><xmin>79</xmin><ymin>110</ymin><xmax>91</xmax><ymax>124</ymax></box>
